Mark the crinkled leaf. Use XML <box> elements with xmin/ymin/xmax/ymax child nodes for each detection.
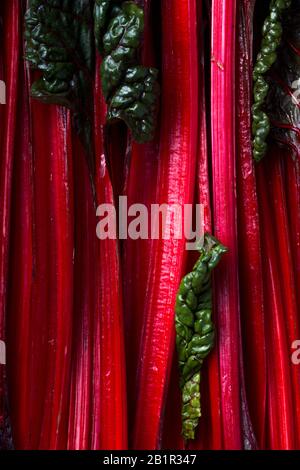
<box><xmin>266</xmin><ymin>0</ymin><xmax>300</xmax><ymax>154</ymax></box>
<box><xmin>252</xmin><ymin>0</ymin><xmax>292</xmax><ymax>161</ymax></box>
<box><xmin>25</xmin><ymin>0</ymin><xmax>95</xmax><ymax>168</ymax></box>
<box><xmin>107</xmin><ymin>66</ymin><xmax>159</xmax><ymax>142</ymax></box>
<box><xmin>175</xmin><ymin>234</ymin><xmax>227</xmax><ymax>441</ymax></box>
<box><xmin>94</xmin><ymin>0</ymin><xmax>159</xmax><ymax>143</ymax></box>
<box><xmin>100</xmin><ymin>1</ymin><xmax>144</xmax><ymax>100</ymax></box>
<box><xmin>94</xmin><ymin>0</ymin><xmax>123</xmax><ymax>54</ymax></box>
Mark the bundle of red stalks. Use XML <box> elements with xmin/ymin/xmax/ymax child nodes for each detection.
<box><xmin>0</xmin><ymin>0</ymin><xmax>300</xmax><ymax>451</ymax></box>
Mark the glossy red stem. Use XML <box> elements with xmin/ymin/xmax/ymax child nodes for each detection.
<box><xmin>189</xmin><ymin>0</ymin><xmax>223</xmax><ymax>450</ymax></box>
<box><xmin>211</xmin><ymin>0</ymin><xmax>243</xmax><ymax>449</ymax></box>
<box><xmin>257</xmin><ymin>161</ymin><xmax>295</xmax><ymax>450</ymax></box>
<box><xmin>0</xmin><ymin>0</ymin><xmax>21</xmax><ymax>449</ymax></box>
<box><xmin>37</xmin><ymin>106</ymin><xmax>74</xmax><ymax>450</ymax></box>
<box><xmin>67</xmin><ymin>134</ymin><xmax>94</xmax><ymax>450</ymax></box>
<box><xmin>133</xmin><ymin>0</ymin><xmax>198</xmax><ymax>449</ymax></box>
<box><xmin>6</xmin><ymin>45</ymin><xmax>33</xmax><ymax>450</ymax></box>
<box><xmin>236</xmin><ymin>0</ymin><xmax>266</xmax><ymax>448</ymax></box>
<box><xmin>265</xmin><ymin>150</ymin><xmax>300</xmax><ymax>448</ymax></box>
<box><xmin>284</xmin><ymin>156</ymin><xmax>300</xmax><ymax>309</ymax></box>
<box><xmin>93</xmin><ymin>57</ymin><xmax>128</xmax><ymax>450</ymax></box>
<box><xmin>122</xmin><ymin>0</ymin><xmax>161</xmax><ymax>447</ymax></box>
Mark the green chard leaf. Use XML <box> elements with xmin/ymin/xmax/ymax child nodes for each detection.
<box><xmin>94</xmin><ymin>0</ymin><xmax>159</xmax><ymax>143</ymax></box>
<box><xmin>25</xmin><ymin>0</ymin><xmax>95</xmax><ymax>163</ymax></box>
<box><xmin>94</xmin><ymin>0</ymin><xmax>123</xmax><ymax>55</ymax></box>
<box><xmin>265</xmin><ymin>0</ymin><xmax>300</xmax><ymax>153</ymax></box>
<box><xmin>252</xmin><ymin>0</ymin><xmax>292</xmax><ymax>162</ymax></box>
<box><xmin>175</xmin><ymin>234</ymin><xmax>227</xmax><ymax>441</ymax></box>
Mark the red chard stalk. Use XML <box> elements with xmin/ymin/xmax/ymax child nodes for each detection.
<box><xmin>0</xmin><ymin>0</ymin><xmax>22</xmax><ymax>450</ymax></box>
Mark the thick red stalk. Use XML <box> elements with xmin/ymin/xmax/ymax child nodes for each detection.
<box><xmin>265</xmin><ymin>151</ymin><xmax>300</xmax><ymax>448</ymax></box>
<box><xmin>37</xmin><ymin>106</ymin><xmax>74</xmax><ymax>450</ymax></box>
<box><xmin>122</xmin><ymin>0</ymin><xmax>160</xmax><ymax>445</ymax></box>
<box><xmin>92</xmin><ymin>58</ymin><xmax>128</xmax><ymax>450</ymax></box>
<box><xmin>211</xmin><ymin>0</ymin><xmax>242</xmax><ymax>449</ymax></box>
<box><xmin>284</xmin><ymin>156</ymin><xmax>300</xmax><ymax>310</ymax></box>
<box><xmin>257</xmin><ymin>162</ymin><xmax>295</xmax><ymax>450</ymax></box>
<box><xmin>133</xmin><ymin>0</ymin><xmax>198</xmax><ymax>449</ymax></box>
<box><xmin>16</xmin><ymin>95</ymin><xmax>62</xmax><ymax>449</ymax></box>
<box><xmin>236</xmin><ymin>0</ymin><xmax>266</xmax><ymax>448</ymax></box>
<box><xmin>0</xmin><ymin>0</ymin><xmax>21</xmax><ymax>449</ymax></box>
<box><xmin>16</xmin><ymin>62</ymin><xmax>74</xmax><ymax>449</ymax></box>
<box><xmin>7</xmin><ymin>59</ymin><xmax>74</xmax><ymax>450</ymax></box>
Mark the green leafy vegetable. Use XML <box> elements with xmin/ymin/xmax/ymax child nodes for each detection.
<box><xmin>266</xmin><ymin>0</ymin><xmax>300</xmax><ymax>152</ymax></box>
<box><xmin>94</xmin><ymin>0</ymin><xmax>123</xmax><ymax>55</ymax></box>
<box><xmin>25</xmin><ymin>0</ymin><xmax>94</xmax><ymax>160</ymax></box>
<box><xmin>175</xmin><ymin>234</ymin><xmax>227</xmax><ymax>441</ymax></box>
<box><xmin>252</xmin><ymin>0</ymin><xmax>291</xmax><ymax>162</ymax></box>
<box><xmin>94</xmin><ymin>0</ymin><xmax>159</xmax><ymax>143</ymax></box>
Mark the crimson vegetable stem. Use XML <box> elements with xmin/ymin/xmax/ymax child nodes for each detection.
<box><xmin>122</xmin><ymin>0</ymin><xmax>161</xmax><ymax>447</ymax></box>
<box><xmin>38</xmin><ymin>106</ymin><xmax>74</xmax><ymax>450</ymax></box>
<box><xmin>0</xmin><ymin>0</ymin><xmax>20</xmax><ymax>449</ymax></box>
<box><xmin>284</xmin><ymin>157</ymin><xmax>300</xmax><ymax>309</ymax></box>
<box><xmin>6</xmin><ymin>42</ymin><xmax>34</xmax><ymax>450</ymax></box>
<box><xmin>266</xmin><ymin>151</ymin><xmax>300</xmax><ymax>448</ymax></box>
<box><xmin>93</xmin><ymin>57</ymin><xmax>128</xmax><ymax>450</ymax></box>
<box><xmin>189</xmin><ymin>0</ymin><xmax>223</xmax><ymax>450</ymax></box>
<box><xmin>133</xmin><ymin>0</ymin><xmax>198</xmax><ymax>449</ymax></box>
<box><xmin>257</xmin><ymin>162</ymin><xmax>295</xmax><ymax>449</ymax></box>
<box><xmin>236</xmin><ymin>0</ymin><xmax>266</xmax><ymax>448</ymax></box>
<box><xmin>67</xmin><ymin>132</ymin><xmax>93</xmax><ymax>450</ymax></box>
<box><xmin>211</xmin><ymin>0</ymin><xmax>242</xmax><ymax>449</ymax></box>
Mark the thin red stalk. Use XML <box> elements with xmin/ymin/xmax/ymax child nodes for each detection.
<box><xmin>133</xmin><ymin>0</ymin><xmax>198</xmax><ymax>449</ymax></box>
<box><xmin>91</xmin><ymin>59</ymin><xmax>105</xmax><ymax>450</ymax></box>
<box><xmin>265</xmin><ymin>150</ymin><xmax>300</xmax><ymax>448</ymax></box>
<box><xmin>105</xmin><ymin>124</ymin><xmax>128</xmax><ymax>201</ymax></box>
<box><xmin>97</xmin><ymin>185</ymin><xmax>128</xmax><ymax>450</ymax></box>
<box><xmin>92</xmin><ymin>57</ymin><xmax>128</xmax><ymax>450</ymax></box>
<box><xmin>257</xmin><ymin>163</ymin><xmax>295</xmax><ymax>450</ymax></box>
<box><xmin>196</xmin><ymin>1</ymin><xmax>223</xmax><ymax>451</ymax></box>
<box><xmin>0</xmin><ymin>0</ymin><xmax>21</xmax><ymax>449</ymax></box>
<box><xmin>211</xmin><ymin>0</ymin><xmax>242</xmax><ymax>449</ymax></box>
<box><xmin>6</xmin><ymin>49</ymin><xmax>33</xmax><ymax>449</ymax></box>
<box><xmin>236</xmin><ymin>0</ymin><xmax>266</xmax><ymax>448</ymax></box>
<box><xmin>67</xmin><ymin>134</ymin><xmax>95</xmax><ymax>450</ymax></box>
<box><xmin>161</xmin><ymin>353</ymin><xmax>184</xmax><ymax>450</ymax></box>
